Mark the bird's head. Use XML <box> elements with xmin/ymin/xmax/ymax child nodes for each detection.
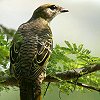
<box><xmin>32</xmin><ymin>4</ymin><xmax>69</xmax><ymax>22</ymax></box>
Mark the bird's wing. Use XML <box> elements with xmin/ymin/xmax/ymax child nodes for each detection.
<box><xmin>36</xmin><ymin>38</ymin><xmax>53</xmax><ymax>66</ymax></box>
<box><xmin>31</xmin><ymin>34</ymin><xmax>53</xmax><ymax>78</ymax></box>
<box><xmin>10</xmin><ymin>32</ymin><xmax>23</xmax><ymax>75</ymax></box>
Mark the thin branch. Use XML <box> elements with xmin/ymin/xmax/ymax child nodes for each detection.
<box><xmin>67</xmin><ymin>81</ymin><xmax>100</xmax><ymax>92</ymax></box>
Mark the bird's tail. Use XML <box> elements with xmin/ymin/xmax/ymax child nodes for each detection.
<box><xmin>20</xmin><ymin>79</ymin><xmax>42</xmax><ymax>100</ymax></box>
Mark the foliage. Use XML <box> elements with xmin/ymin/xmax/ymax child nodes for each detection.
<box><xmin>0</xmin><ymin>25</ymin><xmax>15</xmax><ymax>92</ymax></box>
<box><xmin>47</xmin><ymin>41</ymin><xmax>100</xmax><ymax>94</ymax></box>
<box><xmin>0</xmin><ymin>25</ymin><xmax>100</xmax><ymax>94</ymax></box>
<box><xmin>0</xmin><ymin>25</ymin><xmax>15</xmax><ymax>70</ymax></box>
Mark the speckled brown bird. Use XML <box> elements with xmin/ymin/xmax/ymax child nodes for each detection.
<box><xmin>10</xmin><ymin>4</ymin><xmax>68</xmax><ymax>100</ymax></box>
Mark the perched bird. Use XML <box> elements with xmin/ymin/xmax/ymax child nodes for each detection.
<box><xmin>10</xmin><ymin>4</ymin><xmax>68</xmax><ymax>100</ymax></box>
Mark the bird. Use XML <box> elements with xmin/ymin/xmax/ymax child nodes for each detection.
<box><xmin>10</xmin><ymin>3</ymin><xmax>69</xmax><ymax>100</ymax></box>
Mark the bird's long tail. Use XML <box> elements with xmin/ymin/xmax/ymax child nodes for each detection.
<box><xmin>20</xmin><ymin>79</ymin><xmax>42</xmax><ymax>100</ymax></box>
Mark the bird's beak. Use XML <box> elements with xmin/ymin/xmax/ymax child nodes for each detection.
<box><xmin>60</xmin><ymin>8</ymin><xmax>69</xmax><ymax>13</ymax></box>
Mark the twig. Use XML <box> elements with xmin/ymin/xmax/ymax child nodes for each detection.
<box><xmin>67</xmin><ymin>81</ymin><xmax>100</xmax><ymax>92</ymax></box>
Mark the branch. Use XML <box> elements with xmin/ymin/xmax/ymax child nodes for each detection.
<box><xmin>67</xmin><ymin>81</ymin><xmax>100</xmax><ymax>92</ymax></box>
<box><xmin>0</xmin><ymin>76</ymin><xmax>18</xmax><ymax>87</ymax></box>
<box><xmin>0</xmin><ymin>64</ymin><xmax>100</xmax><ymax>92</ymax></box>
<box><xmin>55</xmin><ymin>64</ymin><xmax>100</xmax><ymax>80</ymax></box>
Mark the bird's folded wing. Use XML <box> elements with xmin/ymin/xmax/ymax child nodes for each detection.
<box><xmin>34</xmin><ymin>40</ymin><xmax>52</xmax><ymax>66</ymax></box>
<box><xmin>10</xmin><ymin>33</ymin><xmax>23</xmax><ymax>74</ymax></box>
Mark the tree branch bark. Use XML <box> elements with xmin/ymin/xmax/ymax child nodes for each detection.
<box><xmin>54</xmin><ymin>64</ymin><xmax>100</xmax><ymax>80</ymax></box>
<box><xmin>0</xmin><ymin>64</ymin><xmax>100</xmax><ymax>92</ymax></box>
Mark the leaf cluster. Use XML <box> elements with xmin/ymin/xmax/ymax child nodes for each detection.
<box><xmin>47</xmin><ymin>41</ymin><xmax>100</xmax><ymax>94</ymax></box>
<box><xmin>0</xmin><ymin>25</ymin><xmax>15</xmax><ymax>69</ymax></box>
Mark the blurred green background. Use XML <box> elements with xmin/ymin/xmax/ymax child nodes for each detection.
<box><xmin>0</xmin><ymin>87</ymin><xmax>100</xmax><ymax>100</ymax></box>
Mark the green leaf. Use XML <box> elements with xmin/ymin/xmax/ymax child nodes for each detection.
<box><xmin>85</xmin><ymin>49</ymin><xmax>91</xmax><ymax>54</ymax></box>
<box><xmin>65</xmin><ymin>41</ymin><xmax>73</xmax><ymax>51</ymax></box>
<box><xmin>78</xmin><ymin>44</ymin><xmax>83</xmax><ymax>52</ymax></box>
<box><xmin>73</xmin><ymin>43</ymin><xmax>77</xmax><ymax>53</ymax></box>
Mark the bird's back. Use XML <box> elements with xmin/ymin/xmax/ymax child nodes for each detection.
<box><xmin>12</xmin><ymin>18</ymin><xmax>53</xmax><ymax>80</ymax></box>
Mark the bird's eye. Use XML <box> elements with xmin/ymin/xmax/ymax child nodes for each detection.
<box><xmin>49</xmin><ymin>5</ymin><xmax>57</xmax><ymax>10</ymax></box>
